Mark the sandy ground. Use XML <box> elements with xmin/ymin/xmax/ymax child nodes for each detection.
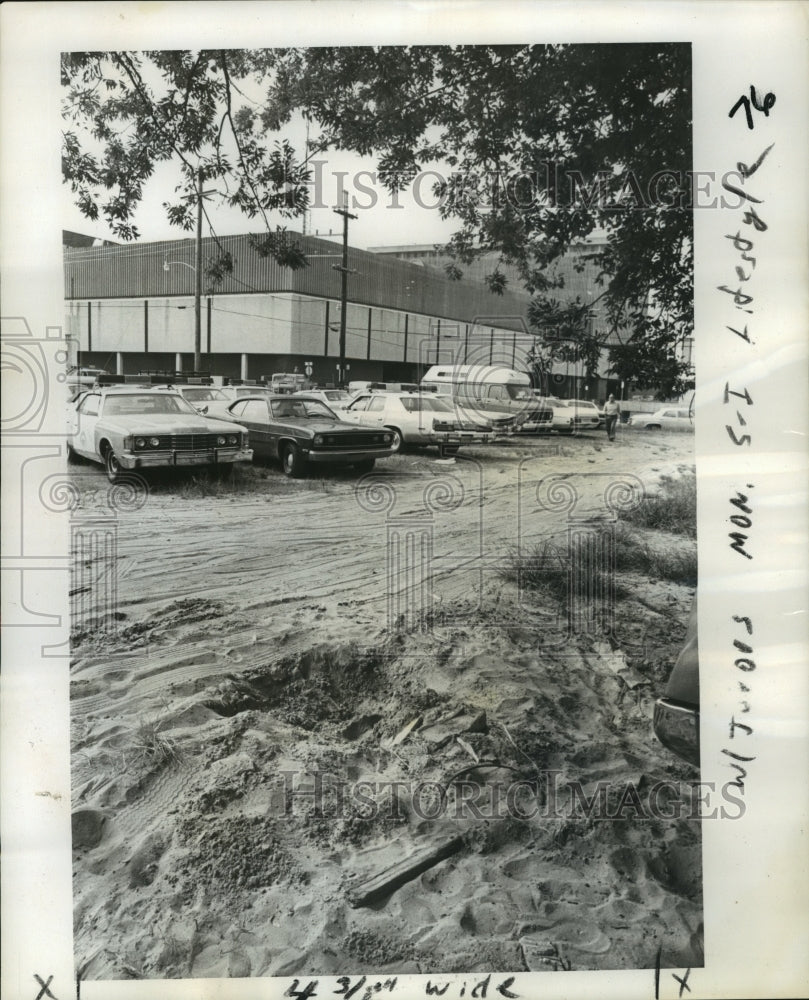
<box><xmin>69</xmin><ymin>427</ymin><xmax>701</xmax><ymax>979</ymax></box>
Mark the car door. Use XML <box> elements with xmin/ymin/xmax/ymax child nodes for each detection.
<box><xmin>73</xmin><ymin>392</ymin><xmax>102</xmax><ymax>459</ymax></box>
<box><xmin>228</xmin><ymin>398</ymin><xmax>271</xmax><ymax>457</ymax></box>
<box><xmin>365</xmin><ymin>395</ymin><xmax>387</xmax><ymax>427</ymax></box>
<box><xmin>342</xmin><ymin>395</ymin><xmax>373</xmax><ymax>425</ymax></box>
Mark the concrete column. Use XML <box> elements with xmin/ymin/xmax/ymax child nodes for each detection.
<box><xmin>116</xmin><ymin>352</ymin><xmax>124</xmax><ymax>375</ymax></box>
<box><xmin>241</xmin><ymin>353</ymin><xmax>248</xmax><ymax>379</ymax></box>
<box><xmin>175</xmin><ymin>353</ymin><xmax>182</xmax><ymax>372</ymax></box>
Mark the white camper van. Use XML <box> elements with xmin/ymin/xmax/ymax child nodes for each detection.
<box><xmin>420</xmin><ymin>364</ymin><xmax>534</xmax><ymax>429</ymax></box>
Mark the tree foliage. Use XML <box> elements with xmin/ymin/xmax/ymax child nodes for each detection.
<box><xmin>62</xmin><ymin>44</ymin><xmax>694</xmax><ymax>396</ymax></box>
<box><xmin>288</xmin><ymin>43</ymin><xmax>694</xmax><ymax>397</ymax></box>
<box><xmin>61</xmin><ymin>49</ymin><xmax>310</xmax><ymax>271</ymax></box>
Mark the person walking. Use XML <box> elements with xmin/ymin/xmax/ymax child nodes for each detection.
<box><xmin>604</xmin><ymin>394</ymin><xmax>621</xmax><ymax>441</ymax></box>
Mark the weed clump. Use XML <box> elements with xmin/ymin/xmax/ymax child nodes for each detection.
<box><xmin>618</xmin><ymin>472</ymin><xmax>696</xmax><ymax>539</ymax></box>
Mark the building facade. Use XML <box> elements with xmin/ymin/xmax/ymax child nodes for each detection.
<box><xmin>65</xmin><ymin>232</ymin><xmax>545</xmax><ymax>386</ymax></box>
<box><xmin>64</xmin><ymin>230</ymin><xmax>638</xmax><ymax>399</ymax></box>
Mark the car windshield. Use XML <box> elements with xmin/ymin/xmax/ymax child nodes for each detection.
<box><xmin>399</xmin><ymin>396</ymin><xmax>455</xmax><ymax>412</ymax></box>
<box><xmin>270</xmin><ymin>399</ymin><xmax>337</xmax><ymax>419</ymax></box>
<box><xmin>182</xmin><ymin>387</ymin><xmax>227</xmax><ymax>401</ymax></box>
<box><xmin>324</xmin><ymin>391</ymin><xmax>351</xmax><ymax>401</ymax></box>
<box><xmin>103</xmin><ymin>393</ymin><xmax>199</xmax><ymax>416</ymax></box>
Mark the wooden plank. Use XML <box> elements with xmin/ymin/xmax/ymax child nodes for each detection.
<box><xmin>385</xmin><ymin>715</ymin><xmax>423</xmax><ymax>748</ymax></box>
<box><xmin>348</xmin><ymin>835</ymin><xmax>465</xmax><ymax>908</ymax></box>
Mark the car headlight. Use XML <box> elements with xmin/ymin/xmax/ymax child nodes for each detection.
<box><xmin>149</xmin><ymin>436</ymin><xmax>161</xmax><ymax>448</ymax></box>
<box><xmin>383</xmin><ymin>433</ymin><xmax>391</xmax><ymax>443</ymax></box>
<box><xmin>217</xmin><ymin>436</ymin><xmax>226</xmax><ymax>446</ymax></box>
<box><xmin>135</xmin><ymin>437</ymin><xmax>147</xmax><ymax>449</ymax></box>
<box><xmin>313</xmin><ymin>434</ymin><xmax>324</xmax><ymax>445</ymax></box>
<box><xmin>227</xmin><ymin>435</ymin><xmax>237</xmax><ymax>445</ymax></box>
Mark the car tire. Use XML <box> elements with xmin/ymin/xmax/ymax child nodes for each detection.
<box><xmin>67</xmin><ymin>442</ymin><xmax>80</xmax><ymax>464</ymax></box>
<box><xmin>281</xmin><ymin>442</ymin><xmax>306</xmax><ymax>478</ymax></box>
<box><xmin>103</xmin><ymin>446</ymin><xmax>123</xmax><ymax>483</ymax></box>
<box><xmin>646</xmin><ymin>424</ymin><xmax>661</xmax><ymax>430</ymax></box>
<box><xmin>386</xmin><ymin>427</ymin><xmax>404</xmax><ymax>453</ymax></box>
<box><xmin>354</xmin><ymin>458</ymin><xmax>375</xmax><ymax>474</ymax></box>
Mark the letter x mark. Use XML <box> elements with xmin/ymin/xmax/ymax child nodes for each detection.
<box><xmin>34</xmin><ymin>975</ymin><xmax>58</xmax><ymax>1000</ymax></box>
<box><xmin>673</xmin><ymin>968</ymin><xmax>692</xmax><ymax>996</ymax></box>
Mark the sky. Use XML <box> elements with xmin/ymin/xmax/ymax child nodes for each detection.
<box><xmin>63</xmin><ymin>76</ymin><xmax>459</xmax><ymax>252</ymax></box>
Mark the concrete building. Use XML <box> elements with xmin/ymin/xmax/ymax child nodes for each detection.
<box><xmin>65</xmin><ymin>232</ymin><xmax>544</xmax><ymax>387</ymax></box>
<box><xmin>64</xmin><ymin>230</ymin><xmax>646</xmax><ymax>399</ymax></box>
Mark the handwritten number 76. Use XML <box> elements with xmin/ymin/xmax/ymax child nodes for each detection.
<box><xmin>729</xmin><ymin>86</ymin><xmax>776</xmax><ymax>129</ymax></box>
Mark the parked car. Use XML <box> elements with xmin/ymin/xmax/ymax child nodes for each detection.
<box><xmin>67</xmin><ymin>385</ymin><xmax>252</xmax><ymax>482</ymax></box>
<box><xmin>519</xmin><ymin>394</ymin><xmax>571</xmax><ymax>434</ymax></box>
<box><xmin>347</xmin><ymin>381</ymin><xmax>388</xmax><ymax>395</ymax></box>
<box><xmin>653</xmin><ymin>598</ymin><xmax>699</xmax><ymax>767</ymax></box>
<box><xmin>222</xmin><ymin>394</ymin><xmax>395</xmax><ymax>477</ymax></box>
<box><xmin>66</xmin><ymin>365</ymin><xmax>108</xmax><ymax>391</ymax></box>
<box><xmin>271</xmin><ymin>372</ymin><xmax>310</xmax><ymax>394</ymax></box>
<box><xmin>341</xmin><ymin>390</ymin><xmax>494</xmax><ymax>454</ymax></box>
<box><xmin>562</xmin><ymin>399</ymin><xmax>603</xmax><ymax>431</ymax></box>
<box><xmin>515</xmin><ymin>393</ymin><xmax>555</xmax><ymax>434</ymax></box>
<box><xmin>293</xmin><ymin>388</ymin><xmax>355</xmax><ymax>413</ymax></box>
<box><xmin>629</xmin><ymin>407</ymin><xmax>694</xmax><ymax>431</ymax></box>
<box><xmin>156</xmin><ymin>384</ymin><xmax>233</xmax><ymax>415</ymax></box>
<box><xmin>160</xmin><ymin>384</ymin><xmax>276</xmax><ymax>419</ymax></box>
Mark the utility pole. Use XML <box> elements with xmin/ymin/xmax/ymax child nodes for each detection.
<box><xmin>194</xmin><ymin>166</ymin><xmax>203</xmax><ymax>374</ymax></box>
<box><xmin>333</xmin><ymin>193</ymin><xmax>357</xmax><ymax>388</ymax></box>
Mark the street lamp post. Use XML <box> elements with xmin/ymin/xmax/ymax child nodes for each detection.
<box><xmin>194</xmin><ymin>167</ymin><xmax>203</xmax><ymax>373</ymax></box>
<box><xmin>333</xmin><ymin>194</ymin><xmax>357</xmax><ymax>388</ymax></box>
<box><xmin>164</xmin><ymin>168</ymin><xmax>214</xmax><ymax>374</ymax></box>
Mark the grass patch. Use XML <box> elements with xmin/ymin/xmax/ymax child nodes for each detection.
<box><xmin>618</xmin><ymin>471</ymin><xmax>696</xmax><ymax>539</ymax></box>
<box><xmin>127</xmin><ymin>718</ymin><xmax>184</xmax><ymax>771</ymax></box>
<box><xmin>613</xmin><ymin>523</ymin><xmax>697</xmax><ymax>584</ymax></box>
<box><xmin>502</xmin><ymin>520</ymin><xmax>697</xmax><ymax>602</ymax></box>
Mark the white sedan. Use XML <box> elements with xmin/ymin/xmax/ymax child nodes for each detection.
<box><xmin>629</xmin><ymin>407</ymin><xmax>694</xmax><ymax>431</ymax></box>
<box><xmin>292</xmin><ymin>388</ymin><xmax>355</xmax><ymax>413</ymax></box>
<box><xmin>161</xmin><ymin>384</ymin><xmax>275</xmax><ymax>419</ymax></box>
<box><xmin>341</xmin><ymin>391</ymin><xmax>494</xmax><ymax>454</ymax></box>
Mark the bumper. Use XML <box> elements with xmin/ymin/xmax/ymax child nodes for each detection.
<box><xmin>120</xmin><ymin>447</ymin><xmax>253</xmax><ymax>469</ymax></box>
<box><xmin>653</xmin><ymin>698</ymin><xmax>700</xmax><ymax>767</ymax></box>
<box><xmin>304</xmin><ymin>446</ymin><xmax>394</xmax><ymax>464</ymax></box>
<box><xmin>520</xmin><ymin>420</ymin><xmax>556</xmax><ymax>433</ymax></box>
<box><xmin>435</xmin><ymin>431</ymin><xmax>493</xmax><ymax>446</ymax></box>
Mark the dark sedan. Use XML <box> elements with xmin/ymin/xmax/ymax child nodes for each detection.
<box><xmin>653</xmin><ymin>597</ymin><xmax>699</xmax><ymax>767</ymax></box>
<box><xmin>223</xmin><ymin>394</ymin><xmax>395</xmax><ymax>477</ymax></box>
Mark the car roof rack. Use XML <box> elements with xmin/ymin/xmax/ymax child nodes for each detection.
<box><xmin>137</xmin><ymin>370</ymin><xmax>214</xmax><ymax>385</ymax></box>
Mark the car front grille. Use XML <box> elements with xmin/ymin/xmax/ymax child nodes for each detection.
<box><xmin>167</xmin><ymin>433</ymin><xmax>238</xmax><ymax>450</ymax></box>
<box><xmin>526</xmin><ymin>408</ymin><xmax>553</xmax><ymax>423</ymax></box>
<box><xmin>320</xmin><ymin>432</ymin><xmax>389</xmax><ymax>447</ymax></box>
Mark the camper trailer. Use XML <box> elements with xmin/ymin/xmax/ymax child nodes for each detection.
<box><xmin>420</xmin><ymin>364</ymin><xmax>533</xmax><ymax>429</ymax></box>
